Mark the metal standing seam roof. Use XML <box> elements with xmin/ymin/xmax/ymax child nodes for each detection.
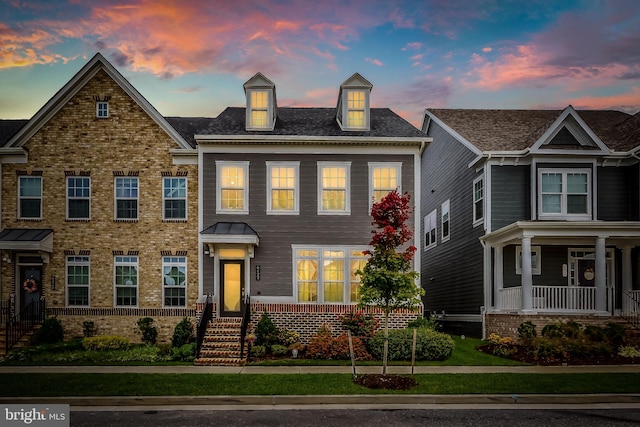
<box><xmin>201</xmin><ymin>222</ymin><xmax>259</xmax><ymax>237</ymax></box>
<box><xmin>0</xmin><ymin>228</ymin><xmax>53</xmax><ymax>241</ymax></box>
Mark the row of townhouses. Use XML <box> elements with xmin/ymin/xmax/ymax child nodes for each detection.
<box><xmin>1</xmin><ymin>53</ymin><xmax>639</xmax><ymax>362</ymax></box>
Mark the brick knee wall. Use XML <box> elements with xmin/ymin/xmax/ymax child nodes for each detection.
<box><xmin>486</xmin><ymin>313</ymin><xmax>621</xmax><ymax>340</ymax></box>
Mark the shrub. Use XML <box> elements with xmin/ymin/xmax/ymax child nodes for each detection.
<box><xmin>604</xmin><ymin>322</ymin><xmax>627</xmax><ymax>349</ymax></box>
<box><xmin>619</xmin><ymin>345</ymin><xmax>640</xmax><ymax>358</ymax></box>
<box><xmin>33</xmin><ymin>317</ymin><xmax>64</xmax><ymax>344</ymax></box>
<box><xmin>255</xmin><ymin>313</ymin><xmax>279</xmax><ymax>347</ymax></box>
<box><xmin>306</xmin><ymin>331</ymin><xmax>371</xmax><ymax>360</ymax></box>
<box><xmin>250</xmin><ymin>345</ymin><xmax>266</xmax><ymax>358</ymax></box>
<box><xmin>137</xmin><ymin>317</ymin><xmax>158</xmax><ymax>344</ymax></box>
<box><xmin>277</xmin><ymin>328</ymin><xmax>300</xmax><ymax>346</ymax></box>
<box><xmin>82</xmin><ymin>335</ymin><xmax>130</xmax><ymax>351</ymax></box>
<box><xmin>338</xmin><ymin>310</ymin><xmax>379</xmax><ymax>339</ymax></box>
<box><xmin>172</xmin><ymin>317</ymin><xmax>194</xmax><ymax>348</ymax></box>
<box><xmin>171</xmin><ymin>343</ymin><xmax>197</xmax><ymax>361</ymax></box>
<box><xmin>407</xmin><ymin>316</ymin><xmax>439</xmax><ymax>331</ymax></box>
<box><xmin>82</xmin><ymin>321</ymin><xmax>98</xmax><ymax>338</ymax></box>
<box><xmin>271</xmin><ymin>344</ymin><xmax>289</xmax><ymax>356</ymax></box>
<box><xmin>517</xmin><ymin>321</ymin><xmax>537</xmax><ymax>341</ymax></box>
<box><xmin>583</xmin><ymin>325</ymin><xmax>606</xmax><ymax>342</ymax></box>
<box><xmin>541</xmin><ymin>321</ymin><xmax>582</xmax><ymax>339</ymax></box>
<box><xmin>368</xmin><ymin>328</ymin><xmax>454</xmax><ymax>361</ymax></box>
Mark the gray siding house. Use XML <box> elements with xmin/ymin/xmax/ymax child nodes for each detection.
<box><xmin>421</xmin><ymin>106</ymin><xmax>640</xmax><ymax>338</ymax></box>
<box><xmin>187</xmin><ymin>73</ymin><xmax>429</xmax><ymax>339</ymax></box>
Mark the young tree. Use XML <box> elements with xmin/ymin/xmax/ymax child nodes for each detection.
<box><xmin>357</xmin><ymin>190</ymin><xmax>424</xmax><ymax>374</ymax></box>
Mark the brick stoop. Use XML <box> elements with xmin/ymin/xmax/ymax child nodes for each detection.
<box><xmin>194</xmin><ymin>317</ymin><xmax>246</xmax><ymax>366</ymax></box>
<box><xmin>0</xmin><ymin>324</ymin><xmax>39</xmax><ymax>360</ymax></box>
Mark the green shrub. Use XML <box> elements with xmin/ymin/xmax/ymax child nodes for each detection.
<box><xmin>517</xmin><ymin>321</ymin><xmax>537</xmax><ymax>341</ymax></box>
<box><xmin>137</xmin><ymin>317</ymin><xmax>158</xmax><ymax>344</ymax></box>
<box><xmin>33</xmin><ymin>317</ymin><xmax>64</xmax><ymax>344</ymax></box>
<box><xmin>172</xmin><ymin>317</ymin><xmax>194</xmax><ymax>348</ymax></box>
<box><xmin>338</xmin><ymin>310</ymin><xmax>379</xmax><ymax>339</ymax></box>
<box><xmin>82</xmin><ymin>335</ymin><xmax>131</xmax><ymax>351</ymax></box>
<box><xmin>82</xmin><ymin>321</ymin><xmax>98</xmax><ymax>338</ymax></box>
<box><xmin>250</xmin><ymin>345</ymin><xmax>266</xmax><ymax>358</ymax></box>
<box><xmin>368</xmin><ymin>328</ymin><xmax>454</xmax><ymax>361</ymax></box>
<box><xmin>619</xmin><ymin>345</ymin><xmax>640</xmax><ymax>358</ymax></box>
<box><xmin>407</xmin><ymin>316</ymin><xmax>439</xmax><ymax>331</ymax></box>
<box><xmin>277</xmin><ymin>328</ymin><xmax>300</xmax><ymax>346</ymax></box>
<box><xmin>171</xmin><ymin>343</ymin><xmax>197</xmax><ymax>361</ymax></box>
<box><xmin>604</xmin><ymin>322</ymin><xmax>627</xmax><ymax>348</ymax></box>
<box><xmin>271</xmin><ymin>344</ymin><xmax>289</xmax><ymax>356</ymax></box>
<box><xmin>255</xmin><ymin>313</ymin><xmax>279</xmax><ymax>347</ymax></box>
<box><xmin>583</xmin><ymin>325</ymin><xmax>606</xmax><ymax>342</ymax></box>
<box><xmin>542</xmin><ymin>321</ymin><xmax>582</xmax><ymax>339</ymax></box>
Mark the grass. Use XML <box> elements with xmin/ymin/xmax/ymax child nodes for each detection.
<box><xmin>2</xmin><ymin>372</ymin><xmax>640</xmax><ymax>396</ymax></box>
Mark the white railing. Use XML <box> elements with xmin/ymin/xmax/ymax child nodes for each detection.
<box><xmin>499</xmin><ymin>286</ymin><xmax>597</xmax><ymax>312</ymax></box>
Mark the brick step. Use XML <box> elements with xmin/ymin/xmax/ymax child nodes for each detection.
<box><xmin>201</xmin><ymin>341</ymin><xmax>241</xmax><ymax>349</ymax></box>
<box><xmin>198</xmin><ymin>349</ymin><xmax>242</xmax><ymax>358</ymax></box>
<box><xmin>194</xmin><ymin>357</ymin><xmax>245</xmax><ymax>367</ymax></box>
<box><xmin>203</xmin><ymin>334</ymin><xmax>241</xmax><ymax>342</ymax></box>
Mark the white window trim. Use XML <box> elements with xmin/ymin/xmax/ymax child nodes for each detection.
<box><xmin>114</xmin><ymin>177</ymin><xmax>139</xmax><ymax>220</ymax></box>
<box><xmin>537</xmin><ymin>168</ymin><xmax>591</xmax><ymax>220</ymax></box>
<box><xmin>66</xmin><ymin>176</ymin><xmax>91</xmax><ymax>220</ymax></box>
<box><xmin>18</xmin><ymin>176</ymin><xmax>43</xmax><ymax>220</ymax></box>
<box><xmin>424</xmin><ymin>210</ymin><xmax>437</xmax><ymax>250</ymax></box>
<box><xmin>472</xmin><ymin>175</ymin><xmax>484</xmax><ymax>227</ymax></box>
<box><xmin>266</xmin><ymin>161</ymin><xmax>300</xmax><ymax>215</ymax></box>
<box><xmin>162</xmin><ymin>177</ymin><xmax>188</xmax><ymax>221</ymax></box>
<box><xmin>66</xmin><ymin>255</ymin><xmax>90</xmax><ymax>307</ymax></box>
<box><xmin>96</xmin><ymin>101</ymin><xmax>109</xmax><ymax>118</ymax></box>
<box><xmin>441</xmin><ymin>199</ymin><xmax>450</xmax><ymax>242</ymax></box>
<box><xmin>246</xmin><ymin>89</ymin><xmax>272</xmax><ymax>130</ymax></box>
<box><xmin>516</xmin><ymin>245</ymin><xmax>542</xmax><ymax>275</ymax></box>
<box><xmin>114</xmin><ymin>255</ymin><xmax>138</xmax><ymax>308</ymax></box>
<box><xmin>216</xmin><ymin>161</ymin><xmax>250</xmax><ymax>214</ymax></box>
<box><xmin>368</xmin><ymin>162</ymin><xmax>402</xmax><ymax>209</ymax></box>
<box><xmin>342</xmin><ymin>89</ymin><xmax>370</xmax><ymax>130</ymax></box>
<box><xmin>317</xmin><ymin>161</ymin><xmax>351</xmax><ymax>215</ymax></box>
<box><xmin>292</xmin><ymin>245</ymin><xmax>369</xmax><ymax>304</ymax></box>
<box><xmin>162</xmin><ymin>256</ymin><xmax>187</xmax><ymax>308</ymax></box>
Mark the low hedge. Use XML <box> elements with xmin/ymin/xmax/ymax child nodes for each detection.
<box><xmin>82</xmin><ymin>335</ymin><xmax>131</xmax><ymax>351</ymax></box>
<box><xmin>368</xmin><ymin>328</ymin><xmax>455</xmax><ymax>361</ymax></box>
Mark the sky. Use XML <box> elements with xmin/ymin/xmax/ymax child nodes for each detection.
<box><xmin>1</xmin><ymin>0</ymin><xmax>640</xmax><ymax>128</ymax></box>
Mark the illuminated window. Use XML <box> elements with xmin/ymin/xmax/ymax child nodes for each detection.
<box><xmin>318</xmin><ymin>162</ymin><xmax>350</xmax><ymax>214</ymax></box>
<box><xmin>250</xmin><ymin>90</ymin><xmax>269</xmax><ymax>128</ymax></box>
<box><xmin>347</xmin><ymin>90</ymin><xmax>365</xmax><ymax>128</ymax></box>
<box><xmin>369</xmin><ymin>162</ymin><xmax>401</xmax><ymax>206</ymax></box>
<box><xmin>216</xmin><ymin>161</ymin><xmax>249</xmax><ymax>214</ymax></box>
<box><xmin>267</xmin><ymin>162</ymin><xmax>299</xmax><ymax>214</ymax></box>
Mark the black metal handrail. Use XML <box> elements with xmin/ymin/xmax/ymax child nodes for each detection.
<box><xmin>0</xmin><ymin>297</ymin><xmax>9</xmax><ymax>326</ymax></box>
<box><xmin>240</xmin><ymin>296</ymin><xmax>251</xmax><ymax>360</ymax></box>
<box><xmin>6</xmin><ymin>299</ymin><xmax>45</xmax><ymax>353</ymax></box>
<box><xmin>196</xmin><ymin>295</ymin><xmax>213</xmax><ymax>358</ymax></box>
<box><xmin>621</xmin><ymin>291</ymin><xmax>640</xmax><ymax>329</ymax></box>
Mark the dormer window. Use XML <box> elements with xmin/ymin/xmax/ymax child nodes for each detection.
<box><xmin>96</xmin><ymin>101</ymin><xmax>109</xmax><ymax>118</ymax></box>
<box><xmin>336</xmin><ymin>73</ymin><xmax>372</xmax><ymax>131</ymax></box>
<box><xmin>244</xmin><ymin>73</ymin><xmax>277</xmax><ymax>131</ymax></box>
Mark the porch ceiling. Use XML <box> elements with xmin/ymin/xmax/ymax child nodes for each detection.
<box><xmin>481</xmin><ymin>221</ymin><xmax>640</xmax><ymax>246</ymax></box>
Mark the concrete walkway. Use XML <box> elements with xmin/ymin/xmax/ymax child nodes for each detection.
<box><xmin>2</xmin><ymin>365</ymin><xmax>640</xmax><ymax>408</ymax></box>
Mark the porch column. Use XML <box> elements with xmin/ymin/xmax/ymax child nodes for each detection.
<box><xmin>521</xmin><ymin>236</ymin><xmax>533</xmax><ymax>311</ymax></box>
<box><xmin>621</xmin><ymin>246</ymin><xmax>633</xmax><ymax>313</ymax></box>
<box><xmin>595</xmin><ymin>236</ymin><xmax>607</xmax><ymax>313</ymax></box>
<box><xmin>493</xmin><ymin>245</ymin><xmax>503</xmax><ymax>310</ymax></box>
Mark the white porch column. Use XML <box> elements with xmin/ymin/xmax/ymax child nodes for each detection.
<box><xmin>595</xmin><ymin>236</ymin><xmax>607</xmax><ymax>313</ymax></box>
<box><xmin>621</xmin><ymin>246</ymin><xmax>633</xmax><ymax>313</ymax></box>
<box><xmin>493</xmin><ymin>245</ymin><xmax>503</xmax><ymax>310</ymax></box>
<box><xmin>521</xmin><ymin>236</ymin><xmax>533</xmax><ymax>311</ymax></box>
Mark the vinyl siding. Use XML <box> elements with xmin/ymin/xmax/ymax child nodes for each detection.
<box><xmin>491</xmin><ymin>165</ymin><xmax>530</xmax><ymax>230</ymax></box>
<box><xmin>421</xmin><ymin>122</ymin><xmax>484</xmax><ymax>315</ymax></box>
<box><xmin>598</xmin><ymin>166</ymin><xmax>632</xmax><ymax>221</ymax></box>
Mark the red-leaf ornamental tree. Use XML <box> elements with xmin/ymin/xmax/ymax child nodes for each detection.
<box><xmin>357</xmin><ymin>190</ymin><xmax>424</xmax><ymax>375</ymax></box>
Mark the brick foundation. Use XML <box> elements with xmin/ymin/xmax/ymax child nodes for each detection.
<box><xmin>486</xmin><ymin>312</ymin><xmax>619</xmax><ymax>339</ymax></box>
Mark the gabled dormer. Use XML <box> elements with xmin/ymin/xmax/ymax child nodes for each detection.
<box><xmin>336</xmin><ymin>73</ymin><xmax>372</xmax><ymax>131</ymax></box>
<box><xmin>244</xmin><ymin>73</ymin><xmax>277</xmax><ymax>131</ymax></box>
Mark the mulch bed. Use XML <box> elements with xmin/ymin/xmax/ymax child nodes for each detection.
<box><xmin>354</xmin><ymin>374</ymin><xmax>418</xmax><ymax>390</ymax></box>
<box><xmin>477</xmin><ymin>344</ymin><xmax>639</xmax><ymax>366</ymax></box>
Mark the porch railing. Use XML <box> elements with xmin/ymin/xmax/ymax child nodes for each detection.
<box><xmin>6</xmin><ymin>299</ymin><xmax>45</xmax><ymax>353</ymax></box>
<box><xmin>0</xmin><ymin>297</ymin><xmax>9</xmax><ymax>325</ymax></box>
<box><xmin>499</xmin><ymin>286</ymin><xmax>597</xmax><ymax>311</ymax></box>
<box><xmin>621</xmin><ymin>291</ymin><xmax>640</xmax><ymax>329</ymax></box>
<box><xmin>239</xmin><ymin>296</ymin><xmax>251</xmax><ymax>360</ymax></box>
<box><xmin>195</xmin><ymin>295</ymin><xmax>213</xmax><ymax>358</ymax></box>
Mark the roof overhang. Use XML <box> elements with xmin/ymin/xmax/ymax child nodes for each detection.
<box><xmin>200</xmin><ymin>222</ymin><xmax>259</xmax><ymax>246</ymax></box>
<box><xmin>195</xmin><ymin>135</ymin><xmax>429</xmax><ymax>147</ymax></box>
<box><xmin>0</xmin><ymin>229</ymin><xmax>54</xmax><ymax>252</ymax></box>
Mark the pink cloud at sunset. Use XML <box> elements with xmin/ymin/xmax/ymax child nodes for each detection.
<box><xmin>568</xmin><ymin>87</ymin><xmax>640</xmax><ymax>113</ymax></box>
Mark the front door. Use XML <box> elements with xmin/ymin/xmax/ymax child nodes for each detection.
<box><xmin>220</xmin><ymin>260</ymin><xmax>244</xmax><ymax>317</ymax></box>
<box><xmin>20</xmin><ymin>265</ymin><xmax>42</xmax><ymax>312</ymax></box>
<box><xmin>578</xmin><ymin>259</ymin><xmax>596</xmax><ymax>287</ymax></box>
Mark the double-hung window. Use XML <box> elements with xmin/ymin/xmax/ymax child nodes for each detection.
<box><xmin>216</xmin><ymin>161</ymin><xmax>249</xmax><ymax>214</ymax></box>
<box><xmin>369</xmin><ymin>162</ymin><xmax>401</xmax><ymax>207</ymax></box>
<box><xmin>115</xmin><ymin>256</ymin><xmax>138</xmax><ymax>307</ymax></box>
<box><xmin>267</xmin><ymin>162</ymin><xmax>299</xmax><ymax>214</ymax></box>
<box><xmin>115</xmin><ymin>177</ymin><xmax>138</xmax><ymax>220</ymax></box>
<box><xmin>441</xmin><ymin>200</ymin><xmax>450</xmax><ymax>242</ymax></box>
<box><xmin>18</xmin><ymin>176</ymin><xmax>42</xmax><ymax>219</ymax></box>
<box><xmin>67</xmin><ymin>177</ymin><xmax>90</xmax><ymax>220</ymax></box>
<box><xmin>473</xmin><ymin>176</ymin><xmax>484</xmax><ymax>226</ymax></box>
<box><xmin>346</xmin><ymin>90</ymin><xmax>366</xmax><ymax>128</ymax></box>
<box><xmin>163</xmin><ymin>177</ymin><xmax>187</xmax><ymax>220</ymax></box>
<box><xmin>96</xmin><ymin>101</ymin><xmax>109</xmax><ymax>118</ymax></box>
<box><xmin>538</xmin><ymin>168</ymin><xmax>591</xmax><ymax>220</ymax></box>
<box><xmin>294</xmin><ymin>247</ymin><xmax>368</xmax><ymax>304</ymax></box>
<box><xmin>318</xmin><ymin>162</ymin><xmax>350</xmax><ymax>214</ymax></box>
<box><xmin>67</xmin><ymin>256</ymin><xmax>90</xmax><ymax>306</ymax></box>
<box><xmin>163</xmin><ymin>256</ymin><xmax>186</xmax><ymax>307</ymax></box>
<box><xmin>249</xmin><ymin>90</ymin><xmax>269</xmax><ymax>128</ymax></box>
<box><xmin>424</xmin><ymin>210</ymin><xmax>437</xmax><ymax>249</ymax></box>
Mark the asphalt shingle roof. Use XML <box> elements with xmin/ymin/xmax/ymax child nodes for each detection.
<box><xmin>427</xmin><ymin>109</ymin><xmax>639</xmax><ymax>152</ymax></box>
<box><xmin>0</xmin><ymin>120</ymin><xmax>28</xmax><ymax>146</ymax></box>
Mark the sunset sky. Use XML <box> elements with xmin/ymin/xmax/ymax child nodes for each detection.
<box><xmin>2</xmin><ymin>0</ymin><xmax>640</xmax><ymax>127</ymax></box>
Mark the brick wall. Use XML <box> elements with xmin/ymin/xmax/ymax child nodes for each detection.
<box><xmin>486</xmin><ymin>313</ymin><xmax>621</xmax><ymax>339</ymax></box>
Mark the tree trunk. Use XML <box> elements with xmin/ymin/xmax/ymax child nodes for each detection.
<box><xmin>383</xmin><ymin>310</ymin><xmax>389</xmax><ymax>375</ymax></box>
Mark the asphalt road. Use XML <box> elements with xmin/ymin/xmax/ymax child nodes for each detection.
<box><xmin>70</xmin><ymin>407</ymin><xmax>640</xmax><ymax>427</ymax></box>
